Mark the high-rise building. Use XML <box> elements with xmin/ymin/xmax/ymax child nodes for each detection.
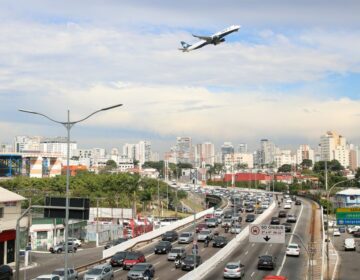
<box><xmin>194</xmin><ymin>142</ymin><xmax>215</xmax><ymax>167</ymax></box>
<box><xmin>14</xmin><ymin>136</ymin><xmax>42</xmax><ymax>152</ymax></box>
<box><xmin>274</xmin><ymin>150</ymin><xmax>296</xmax><ymax>169</ymax></box>
<box><xmin>260</xmin><ymin>139</ymin><xmax>276</xmax><ymax>166</ymax></box>
<box><xmin>122</xmin><ymin>140</ymin><xmax>152</xmax><ymax>165</ymax></box>
<box><xmin>349</xmin><ymin>148</ymin><xmax>358</xmax><ymax>171</ymax></box>
<box><xmin>224</xmin><ymin>153</ymin><xmax>254</xmax><ymax>169</ymax></box>
<box><xmin>221</xmin><ymin>142</ymin><xmax>234</xmax><ymax>163</ymax></box>
<box><xmin>320</xmin><ymin>131</ymin><xmax>349</xmax><ymax>168</ymax></box>
<box><xmin>296</xmin><ymin>145</ymin><xmax>315</xmax><ymax>165</ymax></box>
<box><xmin>176</xmin><ymin>137</ymin><xmax>192</xmax><ymax>164</ymax></box>
<box><xmin>237</xmin><ymin>143</ymin><xmax>248</xmax><ymax>153</ymax></box>
<box><xmin>40</xmin><ymin>137</ymin><xmax>77</xmax><ymax>158</ymax></box>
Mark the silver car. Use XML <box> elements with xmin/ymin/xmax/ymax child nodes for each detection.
<box><xmin>223</xmin><ymin>261</ymin><xmax>245</xmax><ymax>279</ymax></box>
<box><xmin>230</xmin><ymin>224</ymin><xmax>241</xmax><ymax>234</ymax></box>
<box><xmin>51</xmin><ymin>268</ymin><xmax>78</xmax><ymax>280</ymax></box>
<box><xmin>84</xmin><ymin>264</ymin><xmax>113</xmax><ymax>280</ymax></box>
<box><xmin>178</xmin><ymin>232</ymin><xmax>193</xmax><ymax>244</ymax></box>
<box><xmin>197</xmin><ymin>230</ymin><xmax>213</xmax><ymax>242</ymax></box>
<box><xmin>33</xmin><ymin>275</ymin><xmax>60</xmax><ymax>280</ymax></box>
<box><xmin>167</xmin><ymin>247</ymin><xmax>186</xmax><ymax>261</ymax></box>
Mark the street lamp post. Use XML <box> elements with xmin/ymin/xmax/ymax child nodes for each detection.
<box><xmin>19</xmin><ymin>104</ymin><xmax>122</xmax><ymax>280</ymax></box>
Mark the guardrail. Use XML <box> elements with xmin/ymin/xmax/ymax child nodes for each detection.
<box><xmin>178</xmin><ymin>201</ymin><xmax>276</xmax><ymax>280</ymax></box>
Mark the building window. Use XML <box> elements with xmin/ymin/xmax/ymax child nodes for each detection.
<box><xmin>349</xmin><ymin>196</ymin><xmax>356</xmax><ymax>200</ymax></box>
<box><xmin>0</xmin><ymin>207</ymin><xmax>3</xmax><ymax>218</ymax></box>
<box><xmin>37</xmin><ymin>231</ymin><xmax>48</xmax><ymax>239</ymax></box>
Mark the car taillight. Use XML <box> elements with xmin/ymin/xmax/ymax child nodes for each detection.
<box><xmin>224</xmin><ymin>268</ymin><xmax>228</xmax><ymax>272</ymax></box>
<box><xmin>237</xmin><ymin>268</ymin><xmax>241</xmax><ymax>272</ymax></box>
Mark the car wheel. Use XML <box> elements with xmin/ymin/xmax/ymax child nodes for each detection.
<box><xmin>57</xmin><ymin>249</ymin><xmax>62</xmax><ymax>254</ymax></box>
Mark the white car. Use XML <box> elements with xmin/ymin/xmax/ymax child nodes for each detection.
<box><xmin>333</xmin><ymin>229</ymin><xmax>341</xmax><ymax>237</ymax></box>
<box><xmin>286</xmin><ymin>243</ymin><xmax>300</xmax><ymax>256</ymax></box>
<box><xmin>223</xmin><ymin>261</ymin><xmax>245</xmax><ymax>279</ymax></box>
<box><xmin>286</xmin><ymin>199</ymin><xmax>292</xmax><ymax>204</ymax></box>
<box><xmin>344</xmin><ymin>238</ymin><xmax>356</xmax><ymax>251</ymax></box>
<box><xmin>348</xmin><ymin>226</ymin><xmax>360</xmax><ymax>234</ymax></box>
<box><xmin>230</xmin><ymin>224</ymin><xmax>241</xmax><ymax>234</ymax></box>
<box><xmin>68</xmin><ymin>237</ymin><xmax>82</xmax><ymax>247</ymax></box>
<box><xmin>197</xmin><ymin>230</ymin><xmax>213</xmax><ymax>242</ymax></box>
<box><xmin>33</xmin><ymin>275</ymin><xmax>60</xmax><ymax>280</ymax></box>
<box><xmin>284</xmin><ymin>203</ymin><xmax>292</xmax><ymax>209</ymax></box>
<box><xmin>215</xmin><ymin>209</ymin><xmax>224</xmax><ymax>217</ymax></box>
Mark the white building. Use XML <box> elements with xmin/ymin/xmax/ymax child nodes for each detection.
<box><xmin>176</xmin><ymin>137</ymin><xmax>192</xmax><ymax>164</ymax></box>
<box><xmin>14</xmin><ymin>135</ymin><xmax>42</xmax><ymax>152</ymax></box>
<box><xmin>0</xmin><ymin>143</ymin><xmax>12</xmax><ymax>153</ymax></box>
<box><xmin>194</xmin><ymin>142</ymin><xmax>215</xmax><ymax>167</ymax></box>
<box><xmin>123</xmin><ymin>141</ymin><xmax>152</xmax><ymax>166</ymax></box>
<box><xmin>237</xmin><ymin>143</ymin><xmax>248</xmax><ymax>153</ymax></box>
<box><xmin>320</xmin><ymin>131</ymin><xmax>349</xmax><ymax>168</ymax></box>
<box><xmin>40</xmin><ymin>137</ymin><xmax>77</xmax><ymax>159</ymax></box>
<box><xmin>296</xmin><ymin>145</ymin><xmax>315</xmax><ymax>165</ymax></box>
<box><xmin>224</xmin><ymin>153</ymin><xmax>254</xmax><ymax>169</ymax></box>
<box><xmin>260</xmin><ymin>139</ymin><xmax>277</xmax><ymax>166</ymax></box>
<box><xmin>274</xmin><ymin>150</ymin><xmax>296</xmax><ymax>168</ymax></box>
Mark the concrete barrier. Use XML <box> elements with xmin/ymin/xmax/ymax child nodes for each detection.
<box><xmin>178</xmin><ymin>201</ymin><xmax>276</xmax><ymax>280</ymax></box>
<box><xmin>102</xmin><ymin>207</ymin><xmax>215</xmax><ymax>259</ymax></box>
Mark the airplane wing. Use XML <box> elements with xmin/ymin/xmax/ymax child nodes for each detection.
<box><xmin>192</xmin><ymin>34</ymin><xmax>213</xmax><ymax>42</ymax></box>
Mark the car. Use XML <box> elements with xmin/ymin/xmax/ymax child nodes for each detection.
<box><xmin>348</xmin><ymin>226</ymin><xmax>360</xmax><ymax>234</ymax></box>
<box><xmin>110</xmin><ymin>251</ymin><xmax>127</xmax><ymax>267</ymax></box>
<box><xmin>205</xmin><ymin>213</ymin><xmax>215</xmax><ymax>219</ymax></box>
<box><xmin>214</xmin><ymin>209</ymin><xmax>224</xmax><ymax>217</ymax></box>
<box><xmin>261</xmin><ymin>203</ymin><xmax>270</xmax><ymax>209</ymax></box>
<box><xmin>295</xmin><ymin>200</ymin><xmax>301</xmax><ymax>205</ymax></box>
<box><xmin>68</xmin><ymin>237</ymin><xmax>82</xmax><ymax>248</ymax></box>
<box><xmin>270</xmin><ymin>217</ymin><xmax>280</xmax><ymax>225</ymax></box>
<box><xmin>223</xmin><ymin>261</ymin><xmax>245</xmax><ymax>279</ymax></box>
<box><xmin>245</xmin><ymin>206</ymin><xmax>255</xmax><ymax>213</ymax></box>
<box><xmin>284</xmin><ymin>203</ymin><xmax>291</xmax><ymax>209</ymax></box>
<box><xmin>231</xmin><ymin>214</ymin><xmax>242</xmax><ymax>223</ymax></box>
<box><xmin>338</xmin><ymin>226</ymin><xmax>346</xmax><ymax>233</ymax></box>
<box><xmin>197</xmin><ymin>229</ymin><xmax>213</xmax><ymax>242</ymax></box>
<box><xmin>257</xmin><ymin>255</ymin><xmax>276</xmax><ymax>270</ymax></box>
<box><xmin>51</xmin><ymin>268</ymin><xmax>78</xmax><ymax>280</ymax></box>
<box><xmin>230</xmin><ymin>223</ymin><xmax>241</xmax><ymax>234</ymax></box>
<box><xmin>282</xmin><ymin>223</ymin><xmax>292</xmax><ymax>233</ymax></box>
<box><xmin>206</xmin><ymin>218</ymin><xmax>218</xmax><ymax>227</ymax></box>
<box><xmin>196</xmin><ymin>223</ymin><xmax>208</xmax><ymax>233</ymax></box>
<box><xmin>162</xmin><ymin>231</ymin><xmax>178</xmax><ymax>242</ymax></box>
<box><xmin>181</xmin><ymin>255</ymin><xmax>202</xmax><ymax>271</ymax></box>
<box><xmin>33</xmin><ymin>275</ymin><xmax>60</xmax><ymax>280</ymax></box>
<box><xmin>123</xmin><ymin>251</ymin><xmax>146</xmax><ymax>270</ymax></box>
<box><xmin>286</xmin><ymin>214</ymin><xmax>297</xmax><ymax>223</ymax></box>
<box><xmin>353</xmin><ymin>230</ymin><xmax>360</xmax><ymax>238</ymax></box>
<box><xmin>0</xmin><ymin>265</ymin><xmax>13</xmax><ymax>280</ymax></box>
<box><xmin>154</xmin><ymin>241</ymin><xmax>172</xmax><ymax>254</ymax></box>
<box><xmin>213</xmin><ymin>236</ymin><xmax>228</xmax><ymax>248</ymax></box>
<box><xmin>167</xmin><ymin>247</ymin><xmax>186</xmax><ymax>261</ymax></box>
<box><xmin>105</xmin><ymin>237</ymin><xmax>128</xmax><ymax>249</ymax></box>
<box><xmin>344</xmin><ymin>238</ymin><xmax>356</xmax><ymax>251</ymax></box>
<box><xmin>224</xmin><ymin>212</ymin><xmax>233</xmax><ymax>219</ymax></box>
<box><xmin>178</xmin><ymin>232</ymin><xmax>193</xmax><ymax>244</ymax></box>
<box><xmin>286</xmin><ymin>243</ymin><xmax>300</xmax><ymax>257</ymax></box>
<box><xmin>222</xmin><ymin>219</ymin><xmax>233</xmax><ymax>227</ymax></box>
<box><xmin>245</xmin><ymin>214</ymin><xmax>255</xmax><ymax>223</ymax></box>
<box><xmin>262</xmin><ymin>276</ymin><xmax>288</xmax><ymax>280</ymax></box>
<box><xmin>286</xmin><ymin>199</ymin><xmax>292</xmax><ymax>204</ymax></box>
<box><xmin>127</xmin><ymin>263</ymin><xmax>155</xmax><ymax>280</ymax></box>
<box><xmin>333</xmin><ymin>229</ymin><xmax>341</xmax><ymax>237</ymax></box>
<box><xmin>255</xmin><ymin>208</ymin><xmax>264</xmax><ymax>214</ymax></box>
<box><xmin>278</xmin><ymin>211</ymin><xmax>287</xmax><ymax>218</ymax></box>
<box><xmin>49</xmin><ymin>242</ymin><xmax>77</xmax><ymax>254</ymax></box>
<box><xmin>83</xmin><ymin>264</ymin><xmax>113</xmax><ymax>280</ymax></box>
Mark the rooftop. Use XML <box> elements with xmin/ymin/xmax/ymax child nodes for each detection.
<box><xmin>0</xmin><ymin>187</ymin><xmax>26</xmax><ymax>203</ymax></box>
<box><xmin>336</xmin><ymin>188</ymin><xmax>360</xmax><ymax>196</ymax></box>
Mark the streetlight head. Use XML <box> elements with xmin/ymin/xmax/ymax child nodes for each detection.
<box><xmin>101</xmin><ymin>104</ymin><xmax>123</xmax><ymax>111</ymax></box>
<box><xmin>18</xmin><ymin>109</ymin><xmax>40</xmax><ymax>115</ymax></box>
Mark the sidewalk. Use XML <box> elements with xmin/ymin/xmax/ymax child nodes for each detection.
<box><xmin>309</xmin><ymin>203</ymin><xmax>324</xmax><ymax>280</ymax></box>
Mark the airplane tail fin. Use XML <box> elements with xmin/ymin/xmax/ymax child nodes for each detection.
<box><xmin>181</xmin><ymin>41</ymin><xmax>191</xmax><ymax>48</ymax></box>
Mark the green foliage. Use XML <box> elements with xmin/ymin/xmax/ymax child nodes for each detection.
<box><xmin>278</xmin><ymin>164</ymin><xmax>292</xmax><ymax>173</ymax></box>
<box><xmin>313</xmin><ymin>160</ymin><xmax>344</xmax><ymax>173</ymax></box>
<box><xmin>106</xmin><ymin>160</ymin><xmax>117</xmax><ymax>169</ymax></box>
<box><xmin>142</xmin><ymin>161</ymin><xmax>164</xmax><ymax>176</ymax></box>
<box><xmin>300</xmin><ymin>159</ymin><xmax>313</xmax><ymax>169</ymax></box>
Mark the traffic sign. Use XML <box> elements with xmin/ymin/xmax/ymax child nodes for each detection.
<box><xmin>249</xmin><ymin>224</ymin><xmax>285</xmax><ymax>244</ymax></box>
<box><xmin>336</xmin><ymin>208</ymin><xmax>360</xmax><ymax>225</ymax></box>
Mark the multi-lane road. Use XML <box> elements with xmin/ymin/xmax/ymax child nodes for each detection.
<box><xmin>22</xmin><ymin>192</ymin><xmax>316</xmax><ymax>280</ymax></box>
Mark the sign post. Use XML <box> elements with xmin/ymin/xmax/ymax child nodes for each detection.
<box><xmin>249</xmin><ymin>224</ymin><xmax>285</xmax><ymax>244</ymax></box>
<box><xmin>336</xmin><ymin>208</ymin><xmax>360</xmax><ymax>225</ymax></box>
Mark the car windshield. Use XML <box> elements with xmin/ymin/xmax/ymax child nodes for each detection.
<box><xmin>200</xmin><ymin>230</ymin><xmax>210</xmax><ymax>234</ymax></box>
<box><xmin>184</xmin><ymin>255</ymin><xmax>197</xmax><ymax>261</ymax></box>
<box><xmin>180</xmin><ymin>233</ymin><xmax>191</xmax><ymax>237</ymax></box>
<box><xmin>87</xmin><ymin>268</ymin><xmax>103</xmax><ymax>275</ymax></box>
<box><xmin>215</xmin><ymin>236</ymin><xmax>225</xmax><ymax>241</ymax></box>
<box><xmin>164</xmin><ymin>232</ymin><xmax>174</xmax><ymax>236</ymax></box>
<box><xmin>114</xmin><ymin>252</ymin><xmax>127</xmax><ymax>258</ymax></box>
<box><xmin>288</xmin><ymin>245</ymin><xmax>298</xmax><ymax>249</ymax></box>
<box><xmin>261</xmin><ymin>256</ymin><xmax>272</xmax><ymax>261</ymax></box>
<box><xmin>170</xmin><ymin>248</ymin><xmax>182</xmax><ymax>254</ymax></box>
<box><xmin>158</xmin><ymin>241</ymin><xmax>169</xmax><ymax>246</ymax></box>
<box><xmin>226</xmin><ymin>264</ymin><xmax>239</xmax><ymax>269</ymax></box>
<box><xmin>126</xmin><ymin>253</ymin><xmax>140</xmax><ymax>260</ymax></box>
<box><xmin>132</xmin><ymin>264</ymin><xmax>147</xmax><ymax>271</ymax></box>
<box><xmin>52</xmin><ymin>270</ymin><xmax>69</xmax><ymax>276</ymax></box>
<box><xmin>207</xmin><ymin>219</ymin><xmax>216</xmax><ymax>222</ymax></box>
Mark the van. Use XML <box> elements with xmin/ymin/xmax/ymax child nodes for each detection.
<box><xmin>344</xmin><ymin>238</ymin><xmax>356</xmax><ymax>251</ymax></box>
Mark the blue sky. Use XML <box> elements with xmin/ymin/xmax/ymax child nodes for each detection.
<box><xmin>1</xmin><ymin>0</ymin><xmax>360</xmax><ymax>153</ymax></box>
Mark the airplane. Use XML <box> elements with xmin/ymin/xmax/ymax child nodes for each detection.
<box><xmin>179</xmin><ymin>25</ymin><xmax>240</xmax><ymax>52</ymax></box>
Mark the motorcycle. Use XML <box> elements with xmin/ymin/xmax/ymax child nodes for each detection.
<box><xmin>174</xmin><ymin>259</ymin><xmax>182</xmax><ymax>269</ymax></box>
<box><xmin>204</xmin><ymin>239</ymin><xmax>209</xmax><ymax>247</ymax></box>
<box><xmin>224</xmin><ymin>226</ymin><xmax>229</xmax><ymax>233</ymax></box>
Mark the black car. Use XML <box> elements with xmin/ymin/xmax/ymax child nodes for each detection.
<box><xmin>181</xmin><ymin>255</ymin><xmax>202</xmax><ymax>271</ymax></box>
<box><xmin>212</xmin><ymin>236</ymin><xmax>228</xmax><ymax>248</ymax></box>
<box><xmin>295</xmin><ymin>200</ymin><xmax>302</xmax><ymax>205</ymax></box>
<box><xmin>110</xmin><ymin>251</ymin><xmax>127</xmax><ymax>267</ymax></box>
<box><xmin>278</xmin><ymin>210</ymin><xmax>287</xmax><ymax>218</ymax></box>
<box><xmin>162</xmin><ymin>231</ymin><xmax>178</xmax><ymax>242</ymax></box>
<box><xmin>224</xmin><ymin>212</ymin><xmax>233</xmax><ymax>219</ymax></box>
<box><xmin>127</xmin><ymin>263</ymin><xmax>155</xmax><ymax>280</ymax></box>
<box><xmin>282</xmin><ymin>223</ymin><xmax>292</xmax><ymax>233</ymax></box>
<box><xmin>105</xmin><ymin>237</ymin><xmax>128</xmax><ymax>249</ymax></box>
<box><xmin>257</xmin><ymin>255</ymin><xmax>276</xmax><ymax>270</ymax></box>
<box><xmin>154</xmin><ymin>241</ymin><xmax>172</xmax><ymax>254</ymax></box>
<box><xmin>270</xmin><ymin>217</ymin><xmax>280</xmax><ymax>225</ymax></box>
<box><xmin>0</xmin><ymin>265</ymin><xmax>13</xmax><ymax>280</ymax></box>
<box><xmin>246</xmin><ymin>214</ymin><xmax>255</xmax><ymax>222</ymax></box>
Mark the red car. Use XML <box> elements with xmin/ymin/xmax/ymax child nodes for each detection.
<box><xmin>205</xmin><ymin>214</ymin><xmax>215</xmax><ymax>220</ymax></box>
<box><xmin>263</xmin><ymin>276</ymin><xmax>288</xmax><ymax>280</ymax></box>
<box><xmin>196</xmin><ymin>223</ymin><xmax>208</xmax><ymax>233</ymax></box>
<box><xmin>122</xmin><ymin>251</ymin><xmax>146</xmax><ymax>270</ymax></box>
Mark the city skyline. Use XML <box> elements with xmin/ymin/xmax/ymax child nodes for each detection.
<box><xmin>1</xmin><ymin>1</ymin><xmax>360</xmax><ymax>154</ymax></box>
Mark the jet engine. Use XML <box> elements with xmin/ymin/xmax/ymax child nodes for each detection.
<box><xmin>213</xmin><ymin>38</ymin><xmax>225</xmax><ymax>45</ymax></box>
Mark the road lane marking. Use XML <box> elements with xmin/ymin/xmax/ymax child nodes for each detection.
<box><xmin>251</xmin><ymin>271</ymin><xmax>255</xmax><ymax>277</ymax></box>
<box><xmin>276</xmin><ymin>201</ymin><xmax>304</xmax><ymax>276</ymax></box>
<box><xmin>270</xmin><ymin>244</ymin><xmax>272</xmax><ymax>247</ymax></box>
<box><xmin>171</xmin><ymin>268</ymin><xmax>175</xmax><ymax>271</ymax></box>
<box><xmin>154</xmin><ymin>261</ymin><xmax>161</xmax><ymax>266</ymax></box>
<box><xmin>245</xmin><ymin>251</ymin><xmax>248</xmax><ymax>255</ymax></box>
<box><xmin>252</xmin><ymin>243</ymin><xmax>255</xmax><ymax>247</ymax></box>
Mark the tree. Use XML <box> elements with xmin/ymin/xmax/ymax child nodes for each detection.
<box><xmin>313</xmin><ymin>160</ymin><xmax>344</xmax><ymax>173</ymax></box>
<box><xmin>236</xmin><ymin>163</ymin><xmax>248</xmax><ymax>169</ymax></box>
<box><xmin>106</xmin><ymin>160</ymin><xmax>117</xmax><ymax>169</ymax></box>
<box><xmin>300</xmin><ymin>159</ymin><xmax>313</xmax><ymax>169</ymax></box>
<box><xmin>278</xmin><ymin>164</ymin><xmax>292</xmax><ymax>173</ymax></box>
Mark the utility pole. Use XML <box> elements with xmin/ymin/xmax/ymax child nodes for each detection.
<box><xmin>157</xmin><ymin>179</ymin><xmax>160</xmax><ymax>217</ymax></box>
<box><xmin>96</xmin><ymin>198</ymin><xmax>99</xmax><ymax>247</ymax></box>
<box><xmin>325</xmin><ymin>160</ymin><xmax>329</xmax><ymax>280</ymax></box>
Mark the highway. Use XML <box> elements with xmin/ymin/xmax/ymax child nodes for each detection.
<box><xmin>202</xmin><ymin>197</ymin><xmax>314</xmax><ymax>280</ymax></box>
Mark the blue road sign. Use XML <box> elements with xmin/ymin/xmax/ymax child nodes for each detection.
<box><xmin>337</xmin><ymin>219</ymin><xmax>360</xmax><ymax>225</ymax></box>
